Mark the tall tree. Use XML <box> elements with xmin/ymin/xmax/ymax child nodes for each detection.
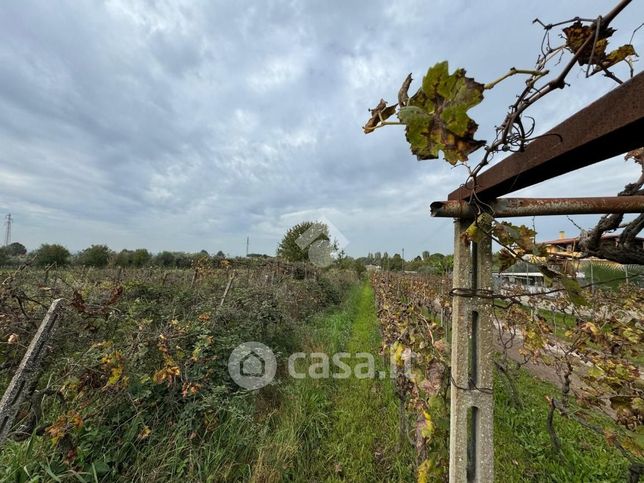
<box><xmin>277</xmin><ymin>221</ymin><xmax>330</xmax><ymax>262</ymax></box>
<box><xmin>390</xmin><ymin>253</ymin><xmax>403</xmax><ymax>271</ymax></box>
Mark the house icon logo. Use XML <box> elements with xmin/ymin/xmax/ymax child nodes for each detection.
<box><xmin>240</xmin><ymin>350</ymin><xmax>265</xmax><ymax>377</ymax></box>
<box><xmin>228</xmin><ymin>341</ymin><xmax>276</xmax><ymax>390</ymax></box>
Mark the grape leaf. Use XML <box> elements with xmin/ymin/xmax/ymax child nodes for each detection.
<box><xmin>398</xmin><ymin>61</ymin><xmax>485</xmax><ymax>164</ymax></box>
<box><xmin>462</xmin><ymin>213</ymin><xmax>494</xmax><ymax>243</ymax></box>
<box><xmin>363</xmin><ymin>98</ymin><xmax>398</xmax><ymax>134</ymax></box>
<box><xmin>563</xmin><ymin>21</ymin><xmax>614</xmax><ymax>65</ymax></box>
<box><xmin>562</xmin><ymin>21</ymin><xmax>636</xmax><ymax>72</ymax></box>
<box><xmin>593</xmin><ymin>44</ymin><xmax>637</xmax><ymax>72</ymax></box>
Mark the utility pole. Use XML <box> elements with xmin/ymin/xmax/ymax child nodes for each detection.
<box><xmin>246</xmin><ymin>236</ymin><xmax>249</xmax><ymax>257</ymax></box>
<box><xmin>402</xmin><ymin>248</ymin><xmax>405</xmax><ymax>272</ymax></box>
<box><xmin>4</xmin><ymin>214</ymin><xmax>11</xmax><ymax>247</ymax></box>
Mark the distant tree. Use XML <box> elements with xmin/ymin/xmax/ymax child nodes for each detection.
<box><xmin>131</xmin><ymin>249</ymin><xmax>151</xmax><ymax>267</ymax></box>
<box><xmin>407</xmin><ymin>257</ymin><xmax>424</xmax><ymax>271</ymax></box>
<box><xmin>174</xmin><ymin>252</ymin><xmax>194</xmax><ymax>268</ymax></box>
<box><xmin>0</xmin><ymin>248</ymin><xmax>8</xmax><ymax>265</ymax></box>
<box><xmin>356</xmin><ymin>256</ymin><xmax>369</xmax><ymax>266</ymax></box>
<box><xmin>422</xmin><ymin>250</ymin><xmax>430</xmax><ymax>261</ymax></box>
<box><xmin>32</xmin><ymin>244</ymin><xmax>71</xmax><ymax>266</ymax></box>
<box><xmin>277</xmin><ymin>221</ymin><xmax>330</xmax><ymax>262</ymax></box>
<box><xmin>443</xmin><ymin>254</ymin><xmax>454</xmax><ymax>273</ymax></box>
<box><xmin>200</xmin><ymin>249</ymin><xmax>209</xmax><ymax>256</ymax></box>
<box><xmin>334</xmin><ymin>250</ymin><xmax>351</xmax><ymax>269</ymax></box>
<box><xmin>381</xmin><ymin>252</ymin><xmax>390</xmax><ymax>270</ymax></box>
<box><xmin>353</xmin><ymin>259</ymin><xmax>367</xmax><ymax>277</ymax></box>
<box><xmin>6</xmin><ymin>242</ymin><xmax>27</xmax><ymax>256</ymax></box>
<box><xmin>154</xmin><ymin>251</ymin><xmax>176</xmax><ymax>267</ymax></box>
<box><xmin>78</xmin><ymin>244</ymin><xmax>111</xmax><ymax>267</ymax></box>
<box><xmin>215</xmin><ymin>250</ymin><xmax>226</xmax><ymax>258</ymax></box>
<box><xmin>374</xmin><ymin>252</ymin><xmax>382</xmax><ymax>262</ymax></box>
<box><xmin>390</xmin><ymin>253</ymin><xmax>403</xmax><ymax>271</ymax></box>
<box><xmin>114</xmin><ymin>249</ymin><xmax>133</xmax><ymax>267</ymax></box>
<box><xmin>426</xmin><ymin>252</ymin><xmax>454</xmax><ymax>274</ymax></box>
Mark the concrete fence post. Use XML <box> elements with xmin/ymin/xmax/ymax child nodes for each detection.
<box><xmin>0</xmin><ymin>299</ymin><xmax>64</xmax><ymax>446</ymax></box>
<box><xmin>449</xmin><ymin>219</ymin><xmax>494</xmax><ymax>482</ymax></box>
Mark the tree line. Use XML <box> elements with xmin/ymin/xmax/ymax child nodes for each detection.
<box><xmin>0</xmin><ymin>221</ymin><xmax>453</xmax><ymax>274</ymax></box>
<box><xmin>0</xmin><ymin>243</ymin><xmax>229</xmax><ymax>268</ymax></box>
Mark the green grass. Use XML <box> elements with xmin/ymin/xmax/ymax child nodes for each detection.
<box><xmin>250</xmin><ymin>282</ymin><xmax>414</xmax><ymax>482</ymax></box>
<box><xmin>306</xmin><ymin>282</ymin><xmax>414</xmax><ymax>481</ymax></box>
<box><xmin>250</xmin><ymin>283</ymin><xmax>632</xmax><ymax>482</ymax></box>
<box><xmin>495</xmin><ymin>368</ymin><xmax>629</xmax><ymax>482</ymax></box>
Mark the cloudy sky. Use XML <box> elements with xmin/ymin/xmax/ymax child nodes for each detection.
<box><xmin>1</xmin><ymin>0</ymin><xmax>642</xmax><ymax>257</ymax></box>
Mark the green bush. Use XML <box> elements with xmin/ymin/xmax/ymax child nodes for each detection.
<box><xmin>32</xmin><ymin>243</ymin><xmax>71</xmax><ymax>266</ymax></box>
<box><xmin>77</xmin><ymin>244</ymin><xmax>111</xmax><ymax>267</ymax></box>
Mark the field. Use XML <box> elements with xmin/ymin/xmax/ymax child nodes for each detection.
<box><xmin>0</xmin><ymin>264</ymin><xmax>641</xmax><ymax>482</ymax></box>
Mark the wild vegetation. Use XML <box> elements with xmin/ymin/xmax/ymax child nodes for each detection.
<box><xmin>0</xmin><ymin>259</ymin><xmax>356</xmax><ymax>481</ymax></box>
<box><xmin>1</xmin><ymin>244</ymin><xmax>641</xmax><ymax>482</ymax></box>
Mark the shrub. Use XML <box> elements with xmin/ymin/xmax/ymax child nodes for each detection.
<box><xmin>32</xmin><ymin>244</ymin><xmax>71</xmax><ymax>266</ymax></box>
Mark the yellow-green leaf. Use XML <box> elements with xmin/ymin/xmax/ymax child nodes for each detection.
<box><xmin>398</xmin><ymin>61</ymin><xmax>485</xmax><ymax>164</ymax></box>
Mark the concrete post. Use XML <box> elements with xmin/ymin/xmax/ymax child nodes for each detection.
<box><xmin>449</xmin><ymin>219</ymin><xmax>493</xmax><ymax>482</ymax></box>
<box><xmin>0</xmin><ymin>299</ymin><xmax>63</xmax><ymax>446</ymax></box>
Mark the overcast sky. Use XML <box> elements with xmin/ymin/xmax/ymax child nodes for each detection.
<box><xmin>1</xmin><ymin>0</ymin><xmax>642</xmax><ymax>257</ymax></box>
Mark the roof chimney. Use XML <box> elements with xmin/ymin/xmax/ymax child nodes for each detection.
<box><xmin>559</xmin><ymin>230</ymin><xmax>566</xmax><ymax>239</ymax></box>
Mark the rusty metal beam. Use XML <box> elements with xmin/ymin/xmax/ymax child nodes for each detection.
<box><xmin>431</xmin><ymin>196</ymin><xmax>644</xmax><ymax>218</ymax></box>
<box><xmin>448</xmin><ymin>72</ymin><xmax>644</xmax><ymax>201</ymax></box>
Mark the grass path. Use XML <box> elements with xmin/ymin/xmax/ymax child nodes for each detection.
<box><xmin>248</xmin><ymin>282</ymin><xmax>628</xmax><ymax>482</ymax></box>
<box><xmin>250</xmin><ymin>282</ymin><xmax>414</xmax><ymax>482</ymax></box>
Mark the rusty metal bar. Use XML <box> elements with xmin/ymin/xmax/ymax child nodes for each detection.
<box><xmin>431</xmin><ymin>196</ymin><xmax>644</xmax><ymax>218</ymax></box>
<box><xmin>448</xmin><ymin>72</ymin><xmax>644</xmax><ymax>201</ymax></box>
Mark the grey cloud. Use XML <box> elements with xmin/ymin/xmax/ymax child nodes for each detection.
<box><xmin>0</xmin><ymin>0</ymin><xmax>642</xmax><ymax>255</ymax></box>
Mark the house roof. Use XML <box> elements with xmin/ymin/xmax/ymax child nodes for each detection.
<box><xmin>542</xmin><ymin>233</ymin><xmax>644</xmax><ymax>246</ymax></box>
